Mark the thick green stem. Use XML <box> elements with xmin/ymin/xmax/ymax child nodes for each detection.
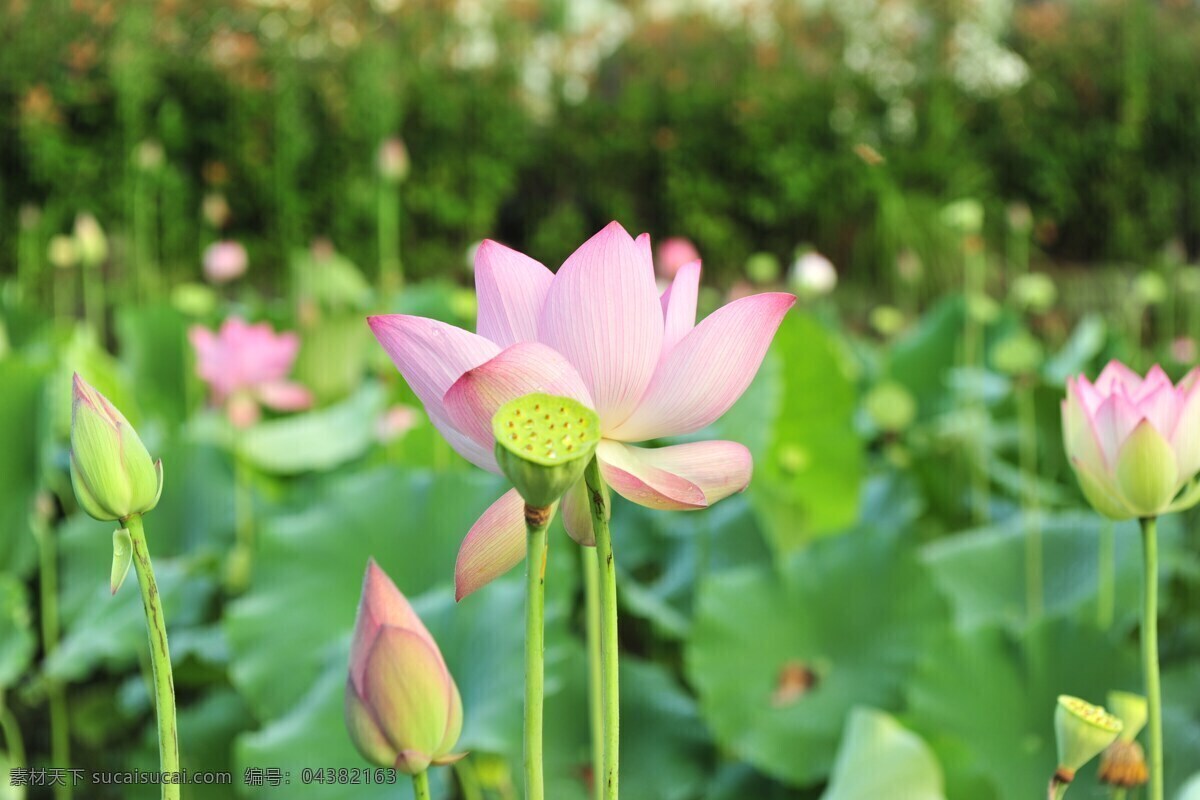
<box><xmin>37</xmin><ymin>518</ymin><xmax>72</xmax><ymax>800</ymax></box>
<box><xmin>1139</xmin><ymin>516</ymin><xmax>1163</xmax><ymax>800</ymax></box>
<box><xmin>125</xmin><ymin>515</ymin><xmax>180</xmax><ymax>800</ymax></box>
<box><xmin>523</xmin><ymin>509</ymin><xmax>548</xmax><ymax>800</ymax></box>
<box><xmin>582</xmin><ymin>547</ymin><xmax>604</xmax><ymax>800</ymax></box>
<box><xmin>584</xmin><ymin>458</ymin><xmax>619</xmax><ymax>800</ymax></box>
<box><xmin>411</xmin><ymin>770</ymin><xmax>430</xmax><ymax>800</ymax></box>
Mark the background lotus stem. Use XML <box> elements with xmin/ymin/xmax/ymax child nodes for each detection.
<box><xmin>1097</xmin><ymin>520</ymin><xmax>1115</xmax><ymax>630</ymax></box>
<box><xmin>378</xmin><ymin>180</ymin><xmax>403</xmax><ymax>294</ymax></box>
<box><xmin>453</xmin><ymin>758</ymin><xmax>483</xmax><ymax>800</ymax></box>
<box><xmin>36</xmin><ymin>512</ymin><xmax>72</xmax><ymax>800</ymax></box>
<box><xmin>1139</xmin><ymin>516</ymin><xmax>1163</xmax><ymax>800</ymax></box>
<box><xmin>584</xmin><ymin>457</ymin><xmax>619</xmax><ymax>800</ymax></box>
<box><xmin>583</xmin><ymin>546</ymin><xmax>604</xmax><ymax>800</ymax></box>
<box><xmin>523</xmin><ymin>507</ymin><xmax>549</xmax><ymax>800</ymax></box>
<box><xmin>126</xmin><ymin>514</ymin><xmax>180</xmax><ymax>800</ymax></box>
<box><xmin>0</xmin><ymin>693</ymin><xmax>26</xmax><ymax>776</ymax></box>
<box><xmin>411</xmin><ymin>770</ymin><xmax>431</xmax><ymax>800</ymax></box>
<box><xmin>1017</xmin><ymin>380</ymin><xmax>1042</xmax><ymax>621</ymax></box>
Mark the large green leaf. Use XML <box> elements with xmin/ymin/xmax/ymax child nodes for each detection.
<box><xmin>685</xmin><ymin>527</ymin><xmax>948</xmax><ymax>785</ymax></box>
<box><xmin>115</xmin><ymin>304</ymin><xmax>190</xmax><ymax>425</ymax></box>
<box><xmin>905</xmin><ymin>620</ymin><xmax>1139</xmax><ymax>800</ymax></box>
<box><xmin>0</xmin><ymin>576</ymin><xmax>35</xmax><ymax>689</ymax></box>
<box><xmin>0</xmin><ymin>357</ymin><xmax>46</xmax><ymax>575</ymax></box>
<box><xmin>820</xmin><ymin>708</ymin><xmax>945</xmax><ymax>800</ymax></box>
<box><xmin>711</xmin><ymin>312</ymin><xmax>862</xmax><ymax>550</ymax></box>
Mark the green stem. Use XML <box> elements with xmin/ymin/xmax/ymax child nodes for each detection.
<box><xmin>378</xmin><ymin>182</ymin><xmax>402</xmax><ymax>295</ymax></box>
<box><xmin>1139</xmin><ymin>516</ymin><xmax>1163</xmax><ymax>800</ymax></box>
<box><xmin>125</xmin><ymin>514</ymin><xmax>180</xmax><ymax>800</ymax></box>
<box><xmin>0</xmin><ymin>695</ymin><xmax>26</xmax><ymax>771</ymax></box>
<box><xmin>411</xmin><ymin>770</ymin><xmax>430</xmax><ymax>800</ymax></box>
<box><xmin>584</xmin><ymin>458</ymin><xmax>619</xmax><ymax>800</ymax></box>
<box><xmin>453</xmin><ymin>758</ymin><xmax>483</xmax><ymax>800</ymax></box>
<box><xmin>582</xmin><ymin>547</ymin><xmax>604</xmax><ymax>800</ymax></box>
<box><xmin>963</xmin><ymin>241</ymin><xmax>990</xmax><ymax>524</ymax></box>
<box><xmin>1097</xmin><ymin>520</ymin><xmax>1115</xmax><ymax>630</ymax></box>
<box><xmin>37</xmin><ymin>518</ymin><xmax>72</xmax><ymax>800</ymax></box>
<box><xmin>524</xmin><ymin>509</ymin><xmax>548</xmax><ymax>800</ymax></box>
<box><xmin>1017</xmin><ymin>382</ymin><xmax>1042</xmax><ymax>621</ymax></box>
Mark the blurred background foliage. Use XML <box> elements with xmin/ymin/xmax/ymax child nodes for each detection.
<box><xmin>3</xmin><ymin>0</ymin><xmax>1200</xmax><ymax>799</ymax></box>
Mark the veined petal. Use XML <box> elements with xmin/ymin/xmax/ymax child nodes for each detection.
<box><xmin>607</xmin><ymin>439</ymin><xmax>752</xmax><ymax>505</ymax></box>
<box><xmin>1130</xmin><ymin>365</ymin><xmax>1172</xmax><ymax>403</ymax></box>
<box><xmin>660</xmin><ymin>261</ymin><xmax>700</xmax><ymax>360</ymax></box>
<box><xmin>1070</xmin><ymin>457</ymin><xmax>1135</xmax><ymax>521</ymax></box>
<box><xmin>349</xmin><ymin>559</ymin><xmax>432</xmax><ymax>694</ymax></box>
<box><xmin>363</xmin><ymin>628</ymin><xmax>453</xmax><ymax>772</ymax></box>
<box><xmin>1094</xmin><ymin>360</ymin><xmax>1145</xmax><ymax>395</ymax></box>
<box><xmin>596</xmin><ymin>439</ymin><xmax>707</xmax><ymax>510</ymax></box>
<box><xmin>561</xmin><ymin>478</ymin><xmax>595</xmax><ymax>546</ymax></box>
<box><xmin>537</xmin><ymin>222</ymin><xmax>663</xmax><ymax>428</ymax></box>
<box><xmin>1092</xmin><ymin>392</ymin><xmax>1142</xmax><ymax>467</ymax></box>
<box><xmin>1062</xmin><ymin>385</ymin><xmax>1107</xmax><ymax>472</ymax></box>
<box><xmin>474</xmin><ymin>240</ymin><xmax>554</xmax><ymax>348</ymax></box>
<box><xmin>443</xmin><ymin>342</ymin><xmax>593</xmax><ymax>454</ymax></box>
<box><xmin>368</xmin><ymin>315</ymin><xmax>500</xmax><ymax>470</ymax></box>
<box><xmin>1171</xmin><ymin>375</ymin><xmax>1200</xmax><ymax>479</ymax></box>
<box><xmin>609</xmin><ymin>292</ymin><xmax>795</xmax><ymax>441</ymax></box>
<box><xmin>454</xmin><ymin>489</ymin><xmax>527</xmax><ymax>601</ymax></box>
<box><xmin>1132</xmin><ymin>382</ymin><xmax>1180</xmax><ymax>440</ymax></box>
<box><xmin>345</xmin><ymin>682</ymin><xmax>398</xmax><ymax>767</ymax></box>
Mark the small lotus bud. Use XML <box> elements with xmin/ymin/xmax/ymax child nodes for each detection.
<box><xmin>1007</xmin><ymin>201</ymin><xmax>1033</xmax><ymax>232</ymax></box>
<box><xmin>1011</xmin><ymin>273</ymin><xmax>1057</xmax><ymax>313</ymax></box>
<box><xmin>992</xmin><ymin>331</ymin><xmax>1044</xmax><ymax>376</ymax></box>
<box><xmin>135</xmin><ymin>139</ymin><xmax>165</xmax><ymax>171</ymax></box>
<box><xmin>895</xmin><ymin>248</ymin><xmax>923</xmax><ymax>285</ymax></box>
<box><xmin>202</xmin><ymin>192</ymin><xmax>231</xmax><ymax>229</ymax></box>
<box><xmin>788</xmin><ymin>250</ymin><xmax>836</xmax><ymax>298</ymax></box>
<box><xmin>655</xmin><ymin>237</ymin><xmax>699</xmax><ymax>282</ymax></box>
<box><xmin>111</xmin><ymin>528</ymin><xmax>133</xmax><ymax>595</ymax></box>
<box><xmin>492</xmin><ymin>393</ymin><xmax>600</xmax><ymax>510</ymax></box>
<box><xmin>377</xmin><ymin>137</ymin><xmax>410</xmax><ymax>183</ymax></box>
<box><xmin>1055</xmin><ymin>695</ymin><xmax>1122</xmax><ymax>775</ymax></box>
<box><xmin>864</xmin><ymin>381</ymin><xmax>917</xmax><ymax>434</ymax></box>
<box><xmin>1107</xmin><ymin>691</ymin><xmax>1147</xmax><ymax>742</ymax></box>
<box><xmin>869</xmin><ymin>305</ymin><xmax>906</xmax><ymax>338</ymax></box>
<box><xmin>69</xmin><ymin>374</ymin><xmax>163</xmax><ymax>522</ymax></box>
<box><xmin>48</xmin><ymin>235</ymin><xmax>78</xmax><ymax>269</ymax></box>
<box><xmin>345</xmin><ymin>559</ymin><xmax>464</xmax><ymax>774</ymax></box>
<box><xmin>1134</xmin><ymin>271</ymin><xmax>1168</xmax><ymax>306</ymax></box>
<box><xmin>941</xmin><ymin>199</ymin><xmax>984</xmax><ymax>235</ymax></box>
<box><xmin>202</xmin><ymin>240</ymin><xmax>248</xmax><ymax>283</ymax></box>
<box><xmin>73</xmin><ymin>212</ymin><xmax>108</xmax><ymax>268</ymax></box>
<box><xmin>745</xmin><ymin>252</ymin><xmax>780</xmax><ymax>285</ymax></box>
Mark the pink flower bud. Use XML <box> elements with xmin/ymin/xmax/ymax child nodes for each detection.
<box><xmin>202</xmin><ymin>240</ymin><xmax>248</xmax><ymax>284</ymax></box>
<box><xmin>655</xmin><ymin>237</ymin><xmax>700</xmax><ymax>282</ymax></box>
<box><xmin>345</xmin><ymin>560</ymin><xmax>464</xmax><ymax>774</ymax></box>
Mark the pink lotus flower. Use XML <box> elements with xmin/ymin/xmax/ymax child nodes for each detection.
<box><xmin>655</xmin><ymin>236</ymin><xmax>700</xmax><ymax>282</ymax></box>
<box><xmin>1063</xmin><ymin>361</ymin><xmax>1200</xmax><ymax>520</ymax></box>
<box><xmin>345</xmin><ymin>559</ymin><xmax>464</xmax><ymax>774</ymax></box>
<box><xmin>202</xmin><ymin>240</ymin><xmax>248</xmax><ymax>283</ymax></box>
<box><xmin>189</xmin><ymin>317</ymin><xmax>313</xmax><ymax>428</ymax></box>
<box><xmin>369</xmin><ymin>222</ymin><xmax>795</xmax><ymax>599</ymax></box>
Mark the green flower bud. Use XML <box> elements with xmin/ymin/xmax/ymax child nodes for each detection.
<box><xmin>864</xmin><ymin>381</ymin><xmax>917</xmax><ymax>433</ymax></box>
<box><xmin>1010</xmin><ymin>272</ymin><xmax>1057</xmax><ymax>313</ymax></box>
<box><xmin>73</xmin><ymin>212</ymin><xmax>108</xmax><ymax>268</ymax></box>
<box><xmin>69</xmin><ymin>374</ymin><xmax>163</xmax><ymax>522</ymax></box>
<box><xmin>492</xmin><ymin>393</ymin><xmax>599</xmax><ymax>509</ymax></box>
<box><xmin>992</xmin><ymin>331</ymin><xmax>1044</xmax><ymax>376</ymax></box>
<box><xmin>941</xmin><ymin>199</ymin><xmax>984</xmax><ymax>235</ymax></box>
<box><xmin>1055</xmin><ymin>695</ymin><xmax>1122</xmax><ymax>774</ymax></box>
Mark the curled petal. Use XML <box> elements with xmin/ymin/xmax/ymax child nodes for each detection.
<box><xmin>609</xmin><ymin>292</ymin><xmax>795</xmax><ymax>441</ymax></box>
<box><xmin>1062</xmin><ymin>386</ymin><xmax>1107</xmax><ymax>472</ymax></box>
<box><xmin>660</xmin><ymin>261</ymin><xmax>700</xmax><ymax>360</ymax></box>
<box><xmin>1170</xmin><ymin>378</ymin><xmax>1200</xmax><ymax>478</ymax></box>
<box><xmin>606</xmin><ymin>439</ymin><xmax>752</xmax><ymax>505</ymax></box>
<box><xmin>368</xmin><ymin>315</ymin><xmax>500</xmax><ymax>470</ymax></box>
<box><xmin>562</xmin><ymin>478</ymin><xmax>595</xmax><ymax>546</ymax></box>
<box><xmin>596</xmin><ymin>440</ymin><xmax>707</xmax><ymax>510</ymax></box>
<box><xmin>538</xmin><ymin>222</ymin><xmax>664</xmax><ymax>428</ymax></box>
<box><xmin>455</xmin><ymin>489</ymin><xmax>527</xmax><ymax>601</ymax></box>
<box><xmin>443</xmin><ymin>342</ymin><xmax>592</xmax><ymax>453</ymax></box>
<box><xmin>1093</xmin><ymin>392</ymin><xmax>1142</xmax><ymax>467</ymax></box>
<box><xmin>474</xmin><ymin>240</ymin><xmax>554</xmax><ymax>348</ymax></box>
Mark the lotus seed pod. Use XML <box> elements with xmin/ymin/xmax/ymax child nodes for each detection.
<box><xmin>492</xmin><ymin>393</ymin><xmax>600</xmax><ymax>509</ymax></box>
<box><xmin>1055</xmin><ymin>695</ymin><xmax>1122</xmax><ymax>774</ymax></box>
<box><xmin>1099</xmin><ymin>739</ymin><xmax>1148</xmax><ymax>788</ymax></box>
<box><xmin>70</xmin><ymin>374</ymin><xmax>163</xmax><ymax>522</ymax></box>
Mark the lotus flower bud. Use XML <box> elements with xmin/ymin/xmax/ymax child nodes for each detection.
<box><xmin>202</xmin><ymin>240</ymin><xmax>248</xmax><ymax>284</ymax></box>
<box><xmin>655</xmin><ymin>237</ymin><xmax>700</xmax><ymax>282</ymax></box>
<box><xmin>69</xmin><ymin>374</ymin><xmax>163</xmax><ymax>522</ymax></box>
<box><xmin>745</xmin><ymin>252</ymin><xmax>780</xmax><ymax>285</ymax></box>
<box><xmin>1055</xmin><ymin>695</ymin><xmax>1122</xmax><ymax>779</ymax></box>
<box><xmin>345</xmin><ymin>559</ymin><xmax>464</xmax><ymax>774</ymax></box>
<box><xmin>788</xmin><ymin>250</ymin><xmax>836</xmax><ymax>298</ymax></box>
<box><xmin>1062</xmin><ymin>362</ymin><xmax>1200</xmax><ymax>520</ymax></box>
<box><xmin>73</xmin><ymin>212</ymin><xmax>108</xmax><ymax>268</ymax></box>
<box><xmin>1011</xmin><ymin>272</ymin><xmax>1057</xmax><ymax>314</ymax></box>
<box><xmin>48</xmin><ymin>235</ymin><xmax>78</xmax><ymax>270</ymax></box>
<box><xmin>492</xmin><ymin>393</ymin><xmax>600</xmax><ymax>510</ymax></box>
<box><xmin>377</xmin><ymin>137</ymin><xmax>410</xmax><ymax>183</ymax></box>
<box><xmin>941</xmin><ymin>198</ymin><xmax>984</xmax><ymax>235</ymax></box>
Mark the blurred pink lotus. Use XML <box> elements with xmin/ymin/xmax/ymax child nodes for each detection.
<box><xmin>376</xmin><ymin>405</ymin><xmax>421</xmax><ymax>443</ymax></box>
<box><xmin>1063</xmin><ymin>361</ymin><xmax>1200</xmax><ymax>520</ymax></box>
<box><xmin>202</xmin><ymin>240</ymin><xmax>248</xmax><ymax>283</ymax></box>
<box><xmin>369</xmin><ymin>222</ymin><xmax>794</xmax><ymax>599</ymax></box>
<box><xmin>345</xmin><ymin>559</ymin><xmax>463</xmax><ymax>774</ymax></box>
<box><xmin>189</xmin><ymin>317</ymin><xmax>312</xmax><ymax>427</ymax></box>
<box><xmin>655</xmin><ymin>236</ymin><xmax>700</xmax><ymax>282</ymax></box>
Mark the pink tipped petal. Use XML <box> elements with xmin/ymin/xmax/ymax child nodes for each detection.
<box><xmin>368</xmin><ymin>315</ymin><xmax>501</xmax><ymax>470</ymax></box>
<box><xmin>635</xmin><ymin>232</ymin><xmax>653</xmax><ymax>278</ymax></box>
<box><xmin>538</xmin><ymin>222</ymin><xmax>664</xmax><ymax>427</ymax></box>
<box><xmin>561</xmin><ymin>478</ymin><xmax>595</xmax><ymax>546</ymax></box>
<box><xmin>606</xmin><ymin>440</ymin><xmax>752</xmax><ymax>505</ymax></box>
<box><xmin>454</xmin><ymin>489</ymin><xmax>527</xmax><ymax>601</ymax></box>
<box><xmin>474</xmin><ymin>240</ymin><xmax>555</xmax><ymax>348</ymax></box>
<box><xmin>1094</xmin><ymin>360</ymin><xmax>1144</xmax><ymax>394</ymax></box>
<box><xmin>1093</xmin><ymin>391</ymin><xmax>1142</xmax><ymax>465</ymax></box>
<box><xmin>1171</xmin><ymin>382</ymin><xmax>1200</xmax><ymax>478</ymax></box>
<box><xmin>349</xmin><ymin>560</ymin><xmax>431</xmax><ymax>693</ymax></box>
<box><xmin>443</xmin><ymin>342</ymin><xmax>593</xmax><ymax>453</ymax></box>
<box><xmin>609</xmin><ymin>292</ymin><xmax>796</xmax><ymax>441</ymax></box>
<box><xmin>596</xmin><ymin>439</ymin><xmax>708</xmax><ymax>510</ymax></box>
<box><xmin>660</xmin><ymin>261</ymin><xmax>700</xmax><ymax>359</ymax></box>
<box><xmin>1132</xmin><ymin>382</ymin><xmax>1180</xmax><ymax>437</ymax></box>
<box><xmin>256</xmin><ymin>381</ymin><xmax>313</xmax><ymax>411</ymax></box>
